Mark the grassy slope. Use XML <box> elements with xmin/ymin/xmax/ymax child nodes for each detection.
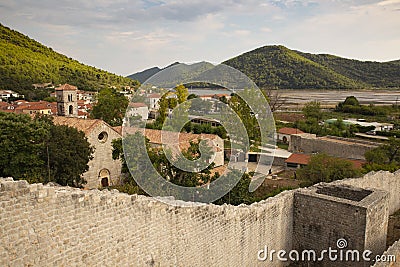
<box><xmin>0</xmin><ymin>23</ymin><xmax>139</xmax><ymax>94</ymax></box>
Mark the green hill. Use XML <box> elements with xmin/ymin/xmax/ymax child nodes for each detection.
<box><xmin>223</xmin><ymin>45</ymin><xmax>400</xmax><ymax>89</ymax></box>
<box><xmin>127</xmin><ymin>62</ymin><xmax>180</xmax><ymax>83</ymax></box>
<box><xmin>298</xmin><ymin>52</ymin><xmax>400</xmax><ymax>88</ymax></box>
<box><xmin>0</xmin><ymin>23</ymin><xmax>139</xmax><ymax>99</ymax></box>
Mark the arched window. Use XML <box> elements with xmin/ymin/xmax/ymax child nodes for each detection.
<box><xmin>69</xmin><ymin>105</ymin><xmax>73</xmax><ymax>114</ymax></box>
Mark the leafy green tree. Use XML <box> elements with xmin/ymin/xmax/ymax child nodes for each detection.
<box><xmin>302</xmin><ymin>101</ymin><xmax>323</xmax><ymax>121</ymax></box>
<box><xmin>175</xmin><ymin>84</ymin><xmax>188</xmax><ymax>104</ymax></box>
<box><xmin>45</xmin><ymin>123</ymin><xmax>94</xmax><ymax>187</ymax></box>
<box><xmin>155</xmin><ymin>93</ymin><xmax>170</xmax><ymax>126</ymax></box>
<box><xmin>229</xmin><ymin>91</ymin><xmax>260</xmax><ymax>142</ymax></box>
<box><xmin>297</xmin><ymin>153</ymin><xmax>360</xmax><ymax>184</ymax></box>
<box><xmin>364</xmin><ymin>137</ymin><xmax>400</xmax><ymax>172</ymax></box>
<box><xmin>90</xmin><ymin>88</ymin><xmax>129</xmax><ymax>126</ymax></box>
<box><xmin>213</xmin><ymin>171</ymin><xmax>256</xmax><ymax>205</ymax></box>
<box><xmin>343</xmin><ymin>96</ymin><xmax>360</xmax><ymax>106</ymax></box>
<box><xmin>0</xmin><ymin>113</ymin><xmax>93</xmax><ymax>187</ymax></box>
<box><xmin>0</xmin><ymin>112</ymin><xmax>50</xmax><ymax>181</ymax></box>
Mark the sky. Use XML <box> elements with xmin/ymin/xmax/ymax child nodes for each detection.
<box><xmin>0</xmin><ymin>0</ymin><xmax>399</xmax><ymax>76</ymax></box>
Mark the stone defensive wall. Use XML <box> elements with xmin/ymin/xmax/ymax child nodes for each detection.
<box><xmin>1</xmin><ymin>170</ymin><xmax>400</xmax><ymax>267</ymax></box>
<box><xmin>289</xmin><ymin>134</ymin><xmax>379</xmax><ymax>160</ymax></box>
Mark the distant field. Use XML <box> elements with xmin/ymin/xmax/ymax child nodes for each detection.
<box><xmin>280</xmin><ymin>89</ymin><xmax>400</xmax><ymax>106</ymax></box>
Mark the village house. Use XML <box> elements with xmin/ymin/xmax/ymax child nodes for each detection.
<box><xmin>277</xmin><ymin>127</ymin><xmax>304</xmax><ymax>144</ymax></box>
<box><xmin>0</xmin><ymin>89</ymin><xmax>23</xmax><ymax>100</ymax></box>
<box><xmin>126</xmin><ymin>102</ymin><xmax>149</xmax><ymax>122</ymax></box>
<box><xmin>77</xmin><ymin>90</ymin><xmax>97</xmax><ymax>104</ymax></box>
<box><xmin>14</xmin><ymin>101</ymin><xmax>56</xmax><ymax>115</ymax></box>
<box><xmin>147</xmin><ymin>93</ymin><xmax>161</xmax><ymax>110</ymax></box>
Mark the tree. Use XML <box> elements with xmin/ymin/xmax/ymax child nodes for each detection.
<box><xmin>343</xmin><ymin>96</ymin><xmax>360</xmax><ymax>106</ymax></box>
<box><xmin>213</xmin><ymin>171</ymin><xmax>256</xmax><ymax>205</ymax></box>
<box><xmin>155</xmin><ymin>93</ymin><xmax>170</xmax><ymax>126</ymax></box>
<box><xmin>0</xmin><ymin>112</ymin><xmax>50</xmax><ymax>181</ymax></box>
<box><xmin>90</xmin><ymin>88</ymin><xmax>129</xmax><ymax>126</ymax></box>
<box><xmin>0</xmin><ymin>113</ymin><xmax>93</xmax><ymax>187</ymax></box>
<box><xmin>364</xmin><ymin>137</ymin><xmax>400</xmax><ymax>172</ymax></box>
<box><xmin>262</xmin><ymin>87</ymin><xmax>287</xmax><ymax>112</ymax></box>
<box><xmin>175</xmin><ymin>84</ymin><xmax>188</xmax><ymax>104</ymax></box>
<box><xmin>302</xmin><ymin>101</ymin><xmax>323</xmax><ymax>121</ymax></box>
<box><xmin>297</xmin><ymin>153</ymin><xmax>360</xmax><ymax>184</ymax></box>
<box><xmin>45</xmin><ymin>123</ymin><xmax>94</xmax><ymax>187</ymax></box>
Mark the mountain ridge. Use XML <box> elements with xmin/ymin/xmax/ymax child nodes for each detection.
<box><xmin>129</xmin><ymin>45</ymin><xmax>400</xmax><ymax>89</ymax></box>
<box><xmin>0</xmin><ymin>23</ymin><xmax>139</xmax><ymax>100</ymax></box>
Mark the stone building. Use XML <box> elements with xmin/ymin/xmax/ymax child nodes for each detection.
<box><xmin>126</xmin><ymin>102</ymin><xmax>149</xmax><ymax>121</ymax></box>
<box><xmin>146</xmin><ymin>93</ymin><xmax>161</xmax><ymax>110</ymax></box>
<box><xmin>277</xmin><ymin>127</ymin><xmax>304</xmax><ymax>144</ymax></box>
<box><xmin>55</xmin><ymin>83</ymin><xmax>78</xmax><ymax>117</ymax></box>
<box><xmin>53</xmin><ymin>117</ymin><xmax>122</xmax><ymax>189</ymax></box>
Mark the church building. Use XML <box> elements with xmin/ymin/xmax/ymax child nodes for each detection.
<box><xmin>54</xmin><ymin>84</ymin><xmax>122</xmax><ymax>188</ymax></box>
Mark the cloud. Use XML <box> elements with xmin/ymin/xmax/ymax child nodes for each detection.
<box><xmin>0</xmin><ymin>0</ymin><xmax>399</xmax><ymax>75</ymax></box>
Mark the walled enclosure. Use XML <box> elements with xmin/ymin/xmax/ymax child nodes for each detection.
<box><xmin>1</xmin><ymin>170</ymin><xmax>400</xmax><ymax>267</ymax></box>
<box><xmin>289</xmin><ymin>134</ymin><xmax>379</xmax><ymax>160</ymax></box>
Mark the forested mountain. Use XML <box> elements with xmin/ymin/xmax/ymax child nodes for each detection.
<box><xmin>127</xmin><ymin>62</ymin><xmax>180</xmax><ymax>83</ymax></box>
<box><xmin>0</xmin><ymin>23</ymin><xmax>139</xmax><ymax>99</ymax></box>
<box><xmin>298</xmin><ymin>52</ymin><xmax>400</xmax><ymax>88</ymax></box>
<box><xmin>131</xmin><ymin>45</ymin><xmax>399</xmax><ymax>89</ymax></box>
<box><xmin>223</xmin><ymin>45</ymin><xmax>400</xmax><ymax>89</ymax></box>
<box><xmin>127</xmin><ymin>67</ymin><xmax>161</xmax><ymax>84</ymax></box>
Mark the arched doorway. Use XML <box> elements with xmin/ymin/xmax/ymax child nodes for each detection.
<box><xmin>99</xmin><ymin>169</ymin><xmax>110</xmax><ymax>187</ymax></box>
<box><xmin>69</xmin><ymin>105</ymin><xmax>73</xmax><ymax>115</ymax></box>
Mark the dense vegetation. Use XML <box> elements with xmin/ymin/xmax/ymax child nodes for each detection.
<box><xmin>0</xmin><ymin>113</ymin><xmax>93</xmax><ymax>187</ymax></box>
<box><xmin>297</xmin><ymin>153</ymin><xmax>361</xmax><ymax>187</ymax></box>
<box><xmin>0</xmin><ymin>23</ymin><xmax>139</xmax><ymax>99</ymax></box>
<box><xmin>299</xmin><ymin>52</ymin><xmax>400</xmax><ymax>88</ymax></box>
<box><xmin>90</xmin><ymin>88</ymin><xmax>129</xmax><ymax>126</ymax></box>
<box><xmin>223</xmin><ymin>45</ymin><xmax>400</xmax><ymax>89</ymax></box>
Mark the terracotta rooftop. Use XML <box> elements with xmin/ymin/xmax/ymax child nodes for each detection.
<box><xmin>120</xmin><ymin>127</ymin><xmax>222</xmax><ymax>153</ymax></box>
<box><xmin>278</xmin><ymin>127</ymin><xmax>304</xmax><ymax>135</ymax></box>
<box><xmin>129</xmin><ymin>102</ymin><xmax>148</xmax><ymax>108</ymax></box>
<box><xmin>285</xmin><ymin>153</ymin><xmax>365</xmax><ymax>169</ymax></box>
<box><xmin>285</xmin><ymin>153</ymin><xmax>311</xmax><ymax>165</ymax></box>
<box><xmin>53</xmin><ymin>117</ymin><xmax>119</xmax><ymax>136</ymax></box>
<box><xmin>55</xmin><ymin>84</ymin><xmax>78</xmax><ymax>91</ymax></box>
<box><xmin>147</xmin><ymin>93</ymin><xmax>161</xmax><ymax>98</ymax></box>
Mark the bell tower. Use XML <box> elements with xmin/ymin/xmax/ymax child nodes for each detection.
<box><xmin>56</xmin><ymin>84</ymin><xmax>78</xmax><ymax>117</ymax></box>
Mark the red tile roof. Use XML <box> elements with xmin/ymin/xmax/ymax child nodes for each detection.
<box><xmin>55</xmin><ymin>84</ymin><xmax>78</xmax><ymax>91</ymax></box>
<box><xmin>285</xmin><ymin>153</ymin><xmax>365</xmax><ymax>169</ymax></box>
<box><xmin>129</xmin><ymin>102</ymin><xmax>147</xmax><ymax>108</ymax></box>
<box><xmin>120</xmin><ymin>127</ymin><xmax>222</xmax><ymax>153</ymax></box>
<box><xmin>147</xmin><ymin>93</ymin><xmax>161</xmax><ymax>98</ymax></box>
<box><xmin>285</xmin><ymin>154</ymin><xmax>311</xmax><ymax>165</ymax></box>
<box><xmin>278</xmin><ymin>127</ymin><xmax>304</xmax><ymax>135</ymax></box>
<box><xmin>53</xmin><ymin>117</ymin><xmax>120</xmax><ymax>136</ymax></box>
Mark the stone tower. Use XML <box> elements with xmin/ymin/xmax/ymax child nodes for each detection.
<box><xmin>56</xmin><ymin>84</ymin><xmax>78</xmax><ymax>117</ymax></box>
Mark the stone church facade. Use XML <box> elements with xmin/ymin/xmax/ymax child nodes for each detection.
<box><xmin>53</xmin><ymin>117</ymin><xmax>122</xmax><ymax>189</ymax></box>
<box><xmin>53</xmin><ymin>84</ymin><xmax>122</xmax><ymax>189</ymax></box>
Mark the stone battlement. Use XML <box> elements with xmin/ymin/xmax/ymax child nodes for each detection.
<box><xmin>1</xmin><ymin>171</ymin><xmax>400</xmax><ymax>267</ymax></box>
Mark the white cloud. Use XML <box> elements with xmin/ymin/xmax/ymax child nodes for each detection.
<box><xmin>0</xmin><ymin>0</ymin><xmax>398</xmax><ymax>74</ymax></box>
